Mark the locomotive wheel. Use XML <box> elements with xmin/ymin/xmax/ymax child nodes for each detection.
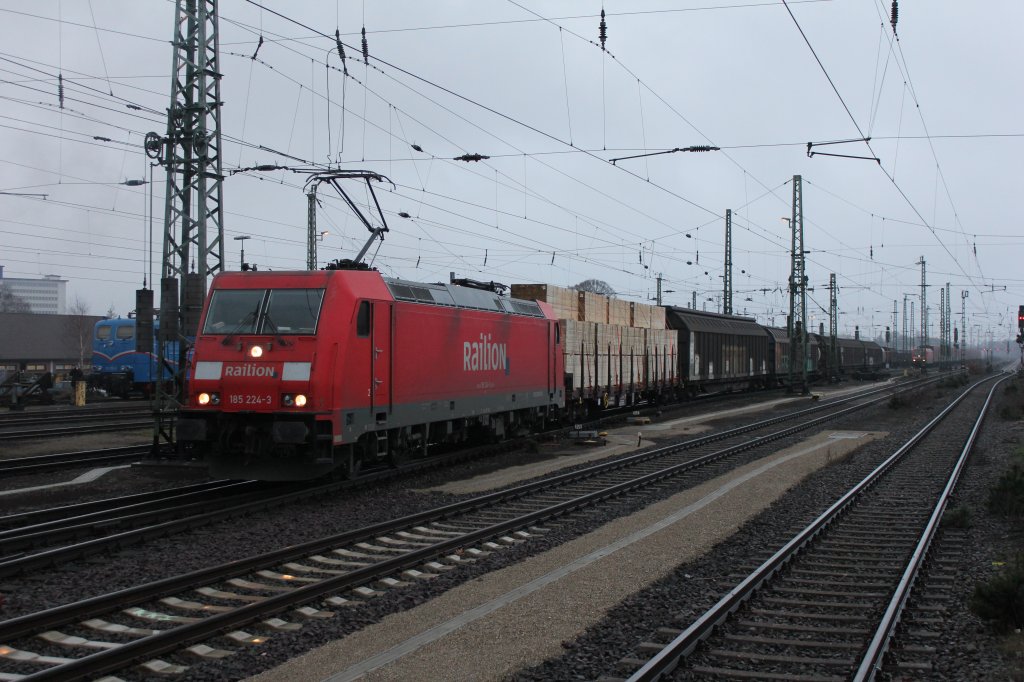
<box><xmin>386</xmin><ymin>428</ymin><xmax>412</xmax><ymax>467</ymax></box>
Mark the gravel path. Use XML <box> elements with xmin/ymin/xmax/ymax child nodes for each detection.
<box><xmin>246</xmin><ymin>430</ymin><xmax>885</xmax><ymax>682</ymax></box>
<box><xmin>513</xmin><ymin>376</ymin><xmax>1024</xmax><ymax>681</ymax></box>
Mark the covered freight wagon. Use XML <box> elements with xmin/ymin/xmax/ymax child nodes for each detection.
<box><xmin>831</xmin><ymin>337</ymin><xmax>885</xmax><ymax>378</ymax></box>
<box><xmin>764</xmin><ymin>326</ymin><xmax>820</xmax><ymax>386</ymax></box>
<box><xmin>666</xmin><ymin>308</ymin><xmax>771</xmax><ymax>394</ymax></box>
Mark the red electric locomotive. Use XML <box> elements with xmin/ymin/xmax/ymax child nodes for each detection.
<box><xmin>177</xmin><ymin>267</ymin><xmax>564</xmax><ymax>480</ymax></box>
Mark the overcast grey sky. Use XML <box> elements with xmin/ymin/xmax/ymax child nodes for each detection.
<box><xmin>1</xmin><ymin>1</ymin><xmax>1021</xmax><ymax>347</ymax></box>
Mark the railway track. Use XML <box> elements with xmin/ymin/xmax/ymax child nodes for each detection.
<box><xmin>0</xmin><ymin>377</ymin><xmax>937</xmax><ymax>680</ymax></box>
<box><xmin>0</xmin><ymin>379</ymin><xmax>912</xmax><ymax>580</ymax></box>
<box><xmin>0</xmin><ymin>419</ymin><xmax>152</xmax><ymax>442</ymax></box>
<box><xmin>0</xmin><ymin>405</ymin><xmax>152</xmax><ymax>442</ymax></box>
<box><xmin>0</xmin><ymin>445</ymin><xmax>150</xmax><ymax>476</ymax></box>
<box><xmin>0</xmin><ymin>479</ymin><xmax>279</xmax><ymax>561</ymax></box>
<box><xmin>612</xmin><ymin>372</ymin><xmax>1006</xmax><ymax>682</ymax></box>
<box><xmin>0</xmin><ymin>405</ymin><xmax>150</xmax><ymax>427</ymax></box>
<box><xmin>0</xmin><ymin>378</ymin><xmax>927</xmax><ymax>581</ymax></box>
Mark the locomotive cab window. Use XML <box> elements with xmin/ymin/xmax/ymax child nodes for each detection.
<box><xmin>203</xmin><ymin>288</ymin><xmax>326</xmax><ymax>336</ymax></box>
<box><xmin>203</xmin><ymin>289</ymin><xmax>264</xmax><ymax>334</ymax></box>
<box><xmin>356</xmin><ymin>301</ymin><xmax>370</xmax><ymax>337</ymax></box>
<box><xmin>263</xmin><ymin>289</ymin><xmax>324</xmax><ymax>335</ymax></box>
<box><xmin>115</xmin><ymin>325</ymin><xmax>134</xmax><ymax>340</ymax></box>
<box><xmin>96</xmin><ymin>325</ymin><xmax>112</xmax><ymax>340</ymax></box>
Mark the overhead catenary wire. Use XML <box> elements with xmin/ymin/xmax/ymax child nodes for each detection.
<box><xmin>781</xmin><ymin>0</ymin><xmax>985</xmax><ymax>301</ymax></box>
<box><xmin>1</xmin><ymin>2</ymin><xmax>1014</xmax><ymax>328</ymax></box>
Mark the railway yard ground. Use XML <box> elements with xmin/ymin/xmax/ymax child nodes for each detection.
<box><xmin>0</xmin><ymin>374</ymin><xmax>1021</xmax><ymax>680</ymax></box>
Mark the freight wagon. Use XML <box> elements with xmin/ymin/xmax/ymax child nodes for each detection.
<box><xmin>764</xmin><ymin>326</ymin><xmax>820</xmax><ymax>385</ymax></box>
<box><xmin>511</xmin><ymin>284</ymin><xmax>677</xmax><ymax>416</ymax></box>
<box><xmin>665</xmin><ymin>307</ymin><xmax>771</xmax><ymax>395</ymax></box>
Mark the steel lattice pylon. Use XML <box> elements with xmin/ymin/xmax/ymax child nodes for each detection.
<box><xmin>917</xmin><ymin>256</ymin><xmax>926</xmax><ymax>349</ymax></box>
<box><xmin>829</xmin><ymin>273</ymin><xmax>838</xmax><ymax>381</ymax></box>
<box><xmin>146</xmin><ymin>0</ymin><xmax>225</xmax><ymax>297</ymax></box>
<box><xmin>307</xmin><ymin>188</ymin><xmax>318</xmax><ymax>270</ymax></box>
<box><xmin>940</xmin><ymin>287</ymin><xmax>946</xmax><ymax>361</ymax></box>
<box><xmin>723</xmin><ymin>209</ymin><xmax>733</xmax><ymax>315</ymax></box>
<box><xmin>144</xmin><ymin>0</ymin><xmax>225</xmax><ymax>453</ymax></box>
<box><xmin>788</xmin><ymin>175</ymin><xmax>808</xmax><ymax>394</ymax></box>
<box><xmin>945</xmin><ymin>282</ymin><xmax>951</xmax><ymax>364</ymax></box>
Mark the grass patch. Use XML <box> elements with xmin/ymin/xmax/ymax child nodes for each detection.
<box><xmin>888</xmin><ymin>391</ymin><xmax>910</xmax><ymax>409</ymax></box>
<box><xmin>987</xmin><ymin>464</ymin><xmax>1024</xmax><ymax>517</ymax></box>
<box><xmin>938</xmin><ymin>373</ymin><xmax>970</xmax><ymax>389</ymax></box>
<box><xmin>970</xmin><ymin>554</ymin><xmax>1024</xmax><ymax>632</ymax></box>
<box><xmin>998</xmin><ymin>379</ymin><xmax>1024</xmax><ymax>420</ymax></box>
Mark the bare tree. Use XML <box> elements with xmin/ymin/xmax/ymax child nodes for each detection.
<box><xmin>64</xmin><ymin>296</ymin><xmax>93</xmax><ymax>368</ymax></box>
<box><xmin>0</xmin><ymin>284</ymin><xmax>30</xmax><ymax>313</ymax></box>
<box><xmin>573</xmin><ymin>279</ymin><xmax>616</xmax><ymax>296</ymax></box>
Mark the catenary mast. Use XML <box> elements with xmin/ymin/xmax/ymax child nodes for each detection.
<box><xmin>144</xmin><ymin>0</ymin><xmax>225</xmax><ymax>451</ymax></box>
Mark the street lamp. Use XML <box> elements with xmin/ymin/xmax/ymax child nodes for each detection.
<box><xmin>233</xmin><ymin>235</ymin><xmax>251</xmax><ymax>271</ymax></box>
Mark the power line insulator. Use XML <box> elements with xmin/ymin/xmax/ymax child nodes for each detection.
<box><xmin>684</xmin><ymin>145</ymin><xmax>720</xmax><ymax>152</ymax></box>
<box><xmin>890</xmin><ymin>0</ymin><xmax>898</xmax><ymax>33</ymax></box>
<box><xmin>361</xmin><ymin>26</ymin><xmax>369</xmax><ymax>64</ymax></box>
<box><xmin>335</xmin><ymin>29</ymin><xmax>349</xmax><ymax>76</ymax></box>
<box><xmin>58</xmin><ymin>72</ymin><xmax>64</xmax><ymax>109</ymax></box>
<box><xmin>599</xmin><ymin>9</ymin><xmax>607</xmax><ymax>51</ymax></box>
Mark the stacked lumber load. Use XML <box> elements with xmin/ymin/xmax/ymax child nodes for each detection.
<box><xmin>512</xmin><ymin>283</ymin><xmax>675</xmax><ymax>400</ymax></box>
<box><xmin>511</xmin><ymin>283</ymin><xmax>666</xmax><ymax>329</ymax></box>
<box><xmin>630</xmin><ymin>301</ymin><xmax>666</xmax><ymax>329</ymax></box>
<box><xmin>509</xmin><ymin>284</ymin><xmax>577</xmax><ymax>320</ymax></box>
<box><xmin>559</xmin><ymin>319</ymin><xmax>677</xmax><ymax>398</ymax></box>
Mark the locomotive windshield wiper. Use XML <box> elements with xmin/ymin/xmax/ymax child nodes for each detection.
<box><xmin>221</xmin><ymin>310</ymin><xmax>257</xmax><ymax>346</ymax></box>
<box><xmin>261</xmin><ymin>312</ymin><xmax>290</xmax><ymax>347</ymax></box>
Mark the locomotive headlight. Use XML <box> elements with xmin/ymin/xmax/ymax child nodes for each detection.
<box><xmin>282</xmin><ymin>394</ymin><xmax>294</xmax><ymax>407</ymax></box>
<box><xmin>250</xmin><ymin>345</ymin><xmax>263</xmax><ymax>358</ymax></box>
<box><xmin>197</xmin><ymin>392</ymin><xmax>221</xmax><ymax>406</ymax></box>
<box><xmin>294</xmin><ymin>394</ymin><xmax>307</xmax><ymax>407</ymax></box>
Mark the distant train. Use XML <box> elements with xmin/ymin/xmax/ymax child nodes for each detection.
<box><xmin>177</xmin><ymin>270</ymin><xmax>917</xmax><ymax>481</ymax></box>
<box><xmin>90</xmin><ymin>317</ymin><xmax>180</xmax><ymax>397</ymax></box>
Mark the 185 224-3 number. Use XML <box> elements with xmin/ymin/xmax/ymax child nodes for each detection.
<box><xmin>229</xmin><ymin>394</ymin><xmax>272</xmax><ymax>406</ymax></box>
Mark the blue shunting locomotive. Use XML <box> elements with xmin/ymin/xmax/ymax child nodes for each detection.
<box><xmin>90</xmin><ymin>317</ymin><xmax>180</xmax><ymax>397</ymax></box>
